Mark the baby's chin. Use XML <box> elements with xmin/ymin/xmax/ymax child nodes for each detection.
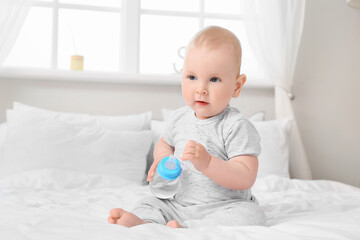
<box><xmin>190</xmin><ymin>104</ymin><xmax>227</xmax><ymax>119</ymax></box>
<box><xmin>194</xmin><ymin>110</ymin><xmax>222</xmax><ymax>120</ymax></box>
<box><xmin>194</xmin><ymin>113</ymin><xmax>212</xmax><ymax>119</ymax></box>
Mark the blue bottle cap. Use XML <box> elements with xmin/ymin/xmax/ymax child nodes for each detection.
<box><xmin>157</xmin><ymin>155</ymin><xmax>182</xmax><ymax>180</ymax></box>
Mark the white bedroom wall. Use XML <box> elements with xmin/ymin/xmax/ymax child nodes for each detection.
<box><xmin>293</xmin><ymin>0</ymin><xmax>360</xmax><ymax>187</ymax></box>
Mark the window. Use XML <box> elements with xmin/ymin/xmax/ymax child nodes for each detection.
<box><xmin>3</xmin><ymin>0</ymin><xmax>263</xmax><ymax>80</ymax></box>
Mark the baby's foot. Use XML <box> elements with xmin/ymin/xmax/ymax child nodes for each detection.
<box><xmin>108</xmin><ymin>208</ymin><xmax>148</xmax><ymax>227</ymax></box>
<box><xmin>166</xmin><ymin>220</ymin><xmax>184</xmax><ymax>228</ymax></box>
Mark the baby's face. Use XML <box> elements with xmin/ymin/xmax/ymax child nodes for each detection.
<box><xmin>181</xmin><ymin>44</ymin><xmax>241</xmax><ymax>119</ymax></box>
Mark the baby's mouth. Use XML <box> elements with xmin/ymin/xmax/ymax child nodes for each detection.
<box><xmin>196</xmin><ymin>101</ymin><xmax>209</xmax><ymax>106</ymax></box>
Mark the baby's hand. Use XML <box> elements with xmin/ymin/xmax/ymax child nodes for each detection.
<box><xmin>181</xmin><ymin>140</ymin><xmax>211</xmax><ymax>172</ymax></box>
<box><xmin>147</xmin><ymin>157</ymin><xmax>162</xmax><ymax>182</ymax></box>
<box><xmin>147</xmin><ymin>138</ymin><xmax>175</xmax><ymax>182</ymax></box>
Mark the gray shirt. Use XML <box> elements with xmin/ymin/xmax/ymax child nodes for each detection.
<box><xmin>164</xmin><ymin>105</ymin><xmax>261</xmax><ymax>205</ymax></box>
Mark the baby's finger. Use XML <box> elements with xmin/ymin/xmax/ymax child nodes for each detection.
<box><xmin>181</xmin><ymin>152</ymin><xmax>195</xmax><ymax>161</ymax></box>
<box><xmin>186</xmin><ymin>140</ymin><xmax>198</xmax><ymax>147</ymax></box>
<box><xmin>147</xmin><ymin>164</ymin><xmax>157</xmax><ymax>182</ymax></box>
<box><xmin>184</xmin><ymin>144</ymin><xmax>197</xmax><ymax>152</ymax></box>
<box><xmin>182</xmin><ymin>148</ymin><xmax>196</xmax><ymax>159</ymax></box>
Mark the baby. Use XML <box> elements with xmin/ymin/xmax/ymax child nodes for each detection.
<box><xmin>108</xmin><ymin>26</ymin><xmax>266</xmax><ymax>228</ymax></box>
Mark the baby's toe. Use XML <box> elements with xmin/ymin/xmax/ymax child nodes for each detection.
<box><xmin>109</xmin><ymin>208</ymin><xmax>125</xmax><ymax>219</ymax></box>
<box><xmin>166</xmin><ymin>220</ymin><xmax>183</xmax><ymax>228</ymax></box>
<box><xmin>107</xmin><ymin>216</ymin><xmax>116</xmax><ymax>224</ymax></box>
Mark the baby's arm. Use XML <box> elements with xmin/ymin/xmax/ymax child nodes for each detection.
<box><xmin>147</xmin><ymin>137</ymin><xmax>174</xmax><ymax>182</ymax></box>
<box><xmin>203</xmin><ymin>155</ymin><xmax>258</xmax><ymax>190</ymax></box>
<box><xmin>182</xmin><ymin>140</ymin><xmax>258</xmax><ymax>190</ymax></box>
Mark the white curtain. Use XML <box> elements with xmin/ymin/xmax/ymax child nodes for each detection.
<box><xmin>0</xmin><ymin>0</ymin><xmax>33</xmax><ymax>67</ymax></box>
<box><xmin>241</xmin><ymin>0</ymin><xmax>312</xmax><ymax>179</ymax></box>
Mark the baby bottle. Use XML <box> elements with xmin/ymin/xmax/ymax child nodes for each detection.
<box><xmin>150</xmin><ymin>155</ymin><xmax>182</xmax><ymax>199</ymax></box>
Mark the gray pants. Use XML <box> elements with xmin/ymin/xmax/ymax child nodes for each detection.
<box><xmin>132</xmin><ymin>196</ymin><xmax>266</xmax><ymax>228</ymax></box>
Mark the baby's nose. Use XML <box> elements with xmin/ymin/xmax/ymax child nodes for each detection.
<box><xmin>196</xmin><ymin>88</ymin><xmax>208</xmax><ymax>95</ymax></box>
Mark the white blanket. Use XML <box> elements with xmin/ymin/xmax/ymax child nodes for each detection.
<box><xmin>0</xmin><ymin>169</ymin><xmax>359</xmax><ymax>240</ymax></box>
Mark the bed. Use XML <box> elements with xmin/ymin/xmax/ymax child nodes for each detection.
<box><xmin>0</xmin><ymin>102</ymin><xmax>359</xmax><ymax>240</ymax></box>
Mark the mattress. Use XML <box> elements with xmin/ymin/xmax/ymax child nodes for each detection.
<box><xmin>0</xmin><ymin>169</ymin><xmax>359</xmax><ymax>240</ymax></box>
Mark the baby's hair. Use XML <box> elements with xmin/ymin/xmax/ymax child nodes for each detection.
<box><xmin>187</xmin><ymin>26</ymin><xmax>242</xmax><ymax>74</ymax></box>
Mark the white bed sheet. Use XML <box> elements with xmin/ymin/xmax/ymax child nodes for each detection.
<box><xmin>0</xmin><ymin>169</ymin><xmax>359</xmax><ymax>240</ymax></box>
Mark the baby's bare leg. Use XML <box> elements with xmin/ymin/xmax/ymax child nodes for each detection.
<box><xmin>108</xmin><ymin>208</ymin><xmax>149</xmax><ymax>227</ymax></box>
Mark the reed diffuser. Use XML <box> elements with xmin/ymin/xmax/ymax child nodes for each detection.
<box><xmin>69</xmin><ymin>25</ymin><xmax>84</xmax><ymax>71</ymax></box>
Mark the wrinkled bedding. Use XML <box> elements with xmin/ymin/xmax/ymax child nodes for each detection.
<box><xmin>0</xmin><ymin>169</ymin><xmax>359</xmax><ymax>240</ymax></box>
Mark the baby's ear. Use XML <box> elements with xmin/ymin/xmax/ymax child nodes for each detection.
<box><xmin>233</xmin><ymin>74</ymin><xmax>246</xmax><ymax>98</ymax></box>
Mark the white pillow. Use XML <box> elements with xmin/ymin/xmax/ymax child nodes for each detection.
<box><xmin>13</xmin><ymin>102</ymin><xmax>153</xmax><ymax>180</ymax></box>
<box><xmin>0</xmin><ymin>110</ymin><xmax>153</xmax><ymax>184</ymax></box>
<box><xmin>248</xmin><ymin>111</ymin><xmax>266</xmax><ymax>122</ymax></box>
<box><xmin>151</xmin><ymin>120</ymin><xmax>166</xmax><ymax>147</ymax></box>
<box><xmin>149</xmin><ymin>118</ymin><xmax>292</xmax><ymax>179</ymax></box>
<box><xmin>13</xmin><ymin>102</ymin><xmax>152</xmax><ymax>131</ymax></box>
<box><xmin>253</xmin><ymin>118</ymin><xmax>292</xmax><ymax>178</ymax></box>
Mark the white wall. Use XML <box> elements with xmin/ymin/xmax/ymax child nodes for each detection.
<box><xmin>293</xmin><ymin>0</ymin><xmax>360</xmax><ymax>187</ymax></box>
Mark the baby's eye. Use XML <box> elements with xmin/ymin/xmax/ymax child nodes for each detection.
<box><xmin>210</xmin><ymin>77</ymin><xmax>220</xmax><ymax>82</ymax></box>
<box><xmin>188</xmin><ymin>75</ymin><xmax>196</xmax><ymax>80</ymax></box>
